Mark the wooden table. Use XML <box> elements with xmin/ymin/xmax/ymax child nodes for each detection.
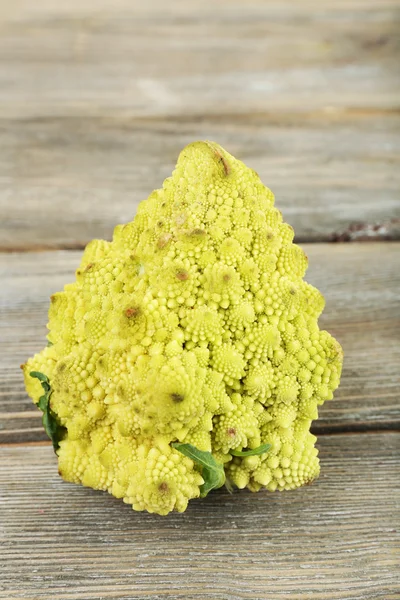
<box><xmin>1</xmin><ymin>1</ymin><xmax>399</xmax><ymax>599</ymax></box>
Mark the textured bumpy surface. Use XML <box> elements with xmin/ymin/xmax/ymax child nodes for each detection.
<box><xmin>22</xmin><ymin>141</ymin><xmax>343</xmax><ymax>515</ymax></box>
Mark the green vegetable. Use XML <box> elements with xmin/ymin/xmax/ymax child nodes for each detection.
<box><xmin>22</xmin><ymin>141</ymin><xmax>343</xmax><ymax>515</ymax></box>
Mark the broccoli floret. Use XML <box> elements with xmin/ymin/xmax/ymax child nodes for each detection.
<box><xmin>22</xmin><ymin>141</ymin><xmax>343</xmax><ymax>515</ymax></box>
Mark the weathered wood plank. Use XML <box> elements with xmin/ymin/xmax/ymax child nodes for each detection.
<box><xmin>1</xmin><ymin>112</ymin><xmax>399</xmax><ymax>248</ymax></box>
<box><xmin>0</xmin><ymin>0</ymin><xmax>399</xmax><ymax>246</ymax></box>
<box><xmin>0</xmin><ymin>243</ymin><xmax>398</xmax><ymax>443</ymax></box>
<box><xmin>0</xmin><ymin>433</ymin><xmax>399</xmax><ymax>599</ymax></box>
<box><xmin>0</xmin><ymin>0</ymin><xmax>398</xmax><ymax>120</ymax></box>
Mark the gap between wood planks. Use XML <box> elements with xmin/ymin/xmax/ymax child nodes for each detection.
<box><xmin>1</xmin><ymin>426</ymin><xmax>399</xmax><ymax>449</ymax></box>
<box><xmin>1</xmin><ymin>231</ymin><xmax>400</xmax><ymax>253</ymax></box>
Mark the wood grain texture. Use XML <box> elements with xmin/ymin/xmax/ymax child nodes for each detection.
<box><xmin>0</xmin><ymin>0</ymin><xmax>399</xmax><ymax>246</ymax></box>
<box><xmin>1</xmin><ymin>112</ymin><xmax>399</xmax><ymax>249</ymax></box>
<box><xmin>1</xmin><ymin>0</ymin><xmax>398</xmax><ymax>119</ymax></box>
<box><xmin>0</xmin><ymin>433</ymin><xmax>399</xmax><ymax>600</ymax></box>
<box><xmin>1</xmin><ymin>243</ymin><xmax>399</xmax><ymax>443</ymax></box>
<box><xmin>1</xmin><ymin>1</ymin><xmax>399</xmax><ymax>596</ymax></box>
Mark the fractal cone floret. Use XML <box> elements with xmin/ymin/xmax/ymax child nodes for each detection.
<box><xmin>22</xmin><ymin>141</ymin><xmax>343</xmax><ymax>515</ymax></box>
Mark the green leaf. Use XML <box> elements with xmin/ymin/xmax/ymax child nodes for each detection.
<box><xmin>230</xmin><ymin>443</ymin><xmax>271</xmax><ymax>457</ymax></box>
<box><xmin>30</xmin><ymin>370</ymin><xmax>48</xmax><ymax>383</ymax></box>
<box><xmin>30</xmin><ymin>371</ymin><xmax>66</xmax><ymax>452</ymax></box>
<box><xmin>172</xmin><ymin>442</ymin><xmax>226</xmax><ymax>498</ymax></box>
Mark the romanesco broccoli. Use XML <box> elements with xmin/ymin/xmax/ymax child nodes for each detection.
<box><xmin>22</xmin><ymin>141</ymin><xmax>343</xmax><ymax>515</ymax></box>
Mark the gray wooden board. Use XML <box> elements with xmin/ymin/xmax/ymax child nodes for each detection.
<box><xmin>1</xmin><ymin>113</ymin><xmax>399</xmax><ymax>249</ymax></box>
<box><xmin>0</xmin><ymin>243</ymin><xmax>399</xmax><ymax>443</ymax></box>
<box><xmin>1</xmin><ymin>1</ymin><xmax>399</xmax><ymax>597</ymax></box>
<box><xmin>0</xmin><ymin>0</ymin><xmax>398</xmax><ymax>120</ymax></box>
<box><xmin>0</xmin><ymin>0</ymin><xmax>399</xmax><ymax>247</ymax></box>
<box><xmin>0</xmin><ymin>432</ymin><xmax>399</xmax><ymax>600</ymax></box>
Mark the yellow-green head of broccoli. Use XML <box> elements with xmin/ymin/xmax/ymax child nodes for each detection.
<box><xmin>22</xmin><ymin>141</ymin><xmax>343</xmax><ymax>515</ymax></box>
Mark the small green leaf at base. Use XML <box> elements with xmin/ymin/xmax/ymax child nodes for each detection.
<box><xmin>230</xmin><ymin>443</ymin><xmax>271</xmax><ymax>457</ymax></box>
<box><xmin>30</xmin><ymin>371</ymin><xmax>66</xmax><ymax>452</ymax></box>
<box><xmin>30</xmin><ymin>371</ymin><xmax>48</xmax><ymax>383</ymax></box>
<box><xmin>171</xmin><ymin>442</ymin><xmax>226</xmax><ymax>498</ymax></box>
